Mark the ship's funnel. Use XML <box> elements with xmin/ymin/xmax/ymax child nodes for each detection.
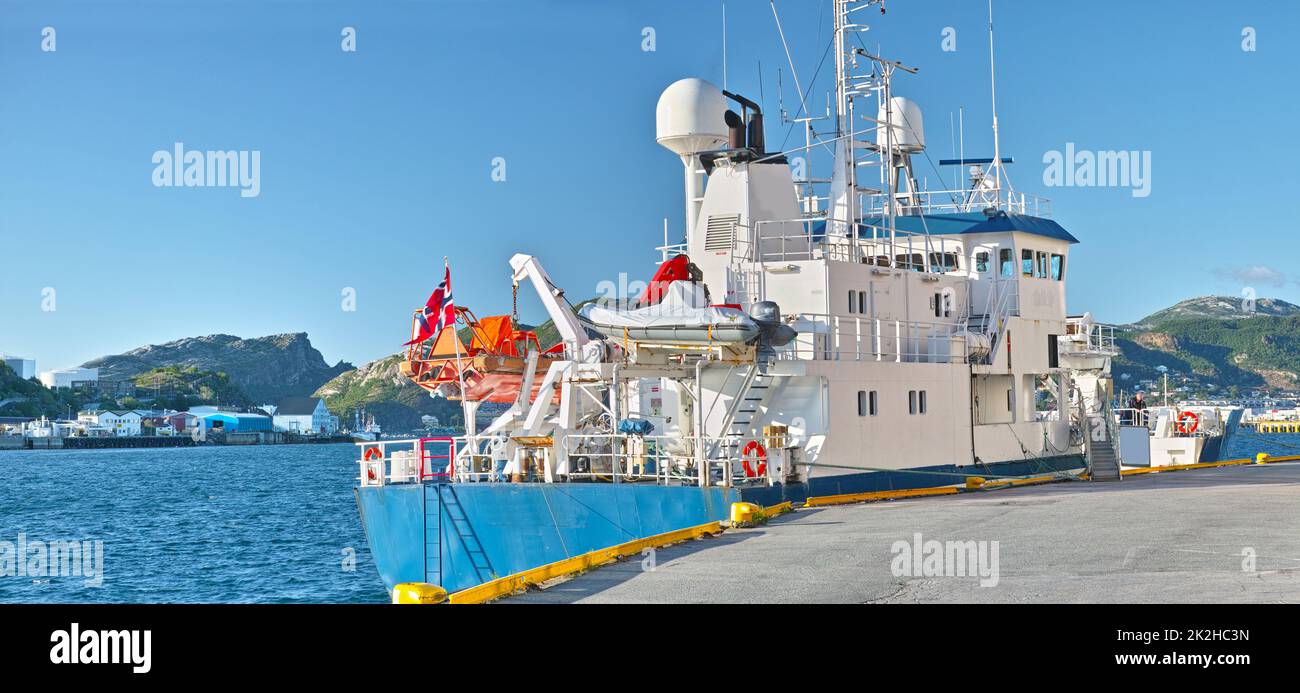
<box><xmin>656</xmin><ymin>78</ymin><xmax>728</xmax><ymax>156</ymax></box>
<box><xmin>746</xmin><ymin>112</ymin><xmax>765</xmax><ymax>154</ymax></box>
<box><xmin>725</xmin><ymin>110</ymin><xmax>745</xmax><ymax>150</ymax></box>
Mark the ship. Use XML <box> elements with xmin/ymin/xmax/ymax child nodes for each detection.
<box><xmin>355</xmin><ymin>0</ymin><xmax>1147</xmax><ymax>597</ymax></box>
<box><xmin>350</xmin><ymin>410</ymin><xmax>382</xmax><ymax>443</ymax></box>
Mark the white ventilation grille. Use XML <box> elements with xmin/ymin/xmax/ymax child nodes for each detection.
<box><xmin>704</xmin><ymin>214</ymin><xmax>740</xmax><ymax>252</ymax></box>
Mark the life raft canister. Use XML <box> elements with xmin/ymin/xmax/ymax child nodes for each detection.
<box><xmin>741</xmin><ymin>440</ymin><xmax>768</xmax><ymax>478</ymax></box>
<box><xmin>1176</xmin><ymin>411</ymin><xmax>1199</xmax><ymax>435</ymax></box>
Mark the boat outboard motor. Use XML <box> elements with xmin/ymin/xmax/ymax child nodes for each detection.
<box><xmin>749</xmin><ymin>301</ymin><xmax>797</xmax><ymax>361</ymax></box>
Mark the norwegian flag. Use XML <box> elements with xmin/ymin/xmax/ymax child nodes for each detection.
<box><xmin>404</xmin><ymin>266</ymin><xmax>455</xmax><ymax>345</ymax></box>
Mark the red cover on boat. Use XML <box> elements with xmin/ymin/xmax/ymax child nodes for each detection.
<box><xmin>638</xmin><ymin>255</ymin><xmax>693</xmax><ymax>305</ymax></box>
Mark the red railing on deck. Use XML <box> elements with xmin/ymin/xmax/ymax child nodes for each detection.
<box><xmin>418</xmin><ymin>436</ymin><xmax>457</xmax><ymax>481</ymax></box>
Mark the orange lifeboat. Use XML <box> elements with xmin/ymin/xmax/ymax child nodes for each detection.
<box><xmin>401</xmin><ymin>306</ymin><xmax>560</xmax><ymax>405</ymax></box>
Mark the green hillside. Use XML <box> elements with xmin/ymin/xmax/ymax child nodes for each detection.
<box><xmin>1113</xmin><ymin>309</ymin><xmax>1300</xmax><ymax>392</ymax></box>
<box><xmin>0</xmin><ymin>363</ymin><xmax>83</xmax><ymax>419</ymax></box>
<box><xmin>129</xmin><ymin>366</ymin><xmax>250</xmax><ymax>410</ymax></box>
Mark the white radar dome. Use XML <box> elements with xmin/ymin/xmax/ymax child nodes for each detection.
<box><xmin>876</xmin><ymin>96</ymin><xmax>926</xmax><ymax>153</ymax></box>
<box><xmin>656</xmin><ymin>78</ymin><xmax>728</xmax><ymax>156</ymax></box>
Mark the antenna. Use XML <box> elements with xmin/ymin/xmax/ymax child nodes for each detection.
<box><xmin>987</xmin><ymin>0</ymin><xmax>1003</xmax><ymax>207</ymax></box>
<box><xmin>960</xmin><ymin>106</ymin><xmax>965</xmax><ymax>200</ymax></box>
<box><xmin>721</xmin><ymin>1</ymin><xmax>728</xmax><ymax>90</ymax></box>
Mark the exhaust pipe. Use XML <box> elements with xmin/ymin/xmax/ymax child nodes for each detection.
<box><xmin>725</xmin><ymin>110</ymin><xmax>746</xmax><ymax>150</ymax></box>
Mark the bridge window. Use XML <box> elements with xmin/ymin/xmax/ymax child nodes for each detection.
<box><xmin>1051</xmin><ymin>254</ymin><xmax>1065</xmax><ymax>281</ymax></box>
<box><xmin>858</xmin><ymin>390</ymin><xmax>867</xmax><ymax>416</ymax></box>
<box><xmin>908</xmin><ymin>390</ymin><xmax>918</xmax><ymax>415</ymax></box>
<box><xmin>870</xmin><ymin>390</ymin><xmax>878</xmax><ymax>416</ymax></box>
<box><xmin>1021</xmin><ymin>249</ymin><xmax>1034</xmax><ymax>277</ymax></box>
<box><xmin>919</xmin><ymin>390</ymin><xmax>928</xmax><ymax>414</ymax></box>
<box><xmin>975</xmin><ymin>252</ymin><xmax>990</xmax><ymax>274</ymax></box>
<box><xmin>895</xmin><ymin>253</ymin><xmax>924</xmax><ymax>271</ymax></box>
<box><xmin>1000</xmin><ymin>249</ymin><xmax>1015</xmax><ymax>277</ymax></box>
<box><xmin>1036</xmin><ymin>251</ymin><xmax>1048</xmax><ymax>279</ymax></box>
<box><xmin>928</xmin><ymin>252</ymin><xmax>961</xmax><ymax>273</ymax></box>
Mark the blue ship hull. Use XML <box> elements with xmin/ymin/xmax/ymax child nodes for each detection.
<box><xmin>356</xmin><ymin>454</ymin><xmax>1085</xmax><ymax>595</ymax></box>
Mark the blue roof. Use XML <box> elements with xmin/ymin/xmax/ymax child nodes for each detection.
<box><xmin>813</xmin><ymin>211</ymin><xmax>1078</xmax><ymax>244</ymax></box>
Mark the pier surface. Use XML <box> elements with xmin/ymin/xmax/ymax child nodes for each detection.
<box><xmin>511</xmin><ymin>462</ymin><xmax>1300</xmax><ymax>603</ymax></box>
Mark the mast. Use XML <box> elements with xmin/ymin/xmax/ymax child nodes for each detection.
<box><xmin>987</xmin><ymin>0</ymin><xmax>1003</xmax><ymax>207</ymax></box>
<box><xmin>832</xmin><ymin>0</ymin><xmax>857</xmax><ymax>235</ymax></box>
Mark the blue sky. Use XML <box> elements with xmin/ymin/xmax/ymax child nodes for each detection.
<box><xmin>2</xmin><ymin>0</ymin><xmax>1297</xmax><ymax>372</ymax></box>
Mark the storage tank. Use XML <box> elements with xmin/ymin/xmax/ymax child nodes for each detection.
<box><xmin>656</xmin><ymin>78</ymin><xmax>728</xmax><ymax>155</ymax></box>
<box><xmin>876</xmin><ymin>96</ymin><xmax>925</xmax><ymax>153</ymax></box>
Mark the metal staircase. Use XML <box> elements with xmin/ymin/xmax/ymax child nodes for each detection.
<box><xmin>1086</xmin><ymin>426</ymin><xmax>1122</xmax><ymax>482</ymax></box>
<box><xmin>705</xmin><ymin>365</ymin><xmax>773</xmax><ymax>460</ymax></box>
<box><xmin>728</xmin><ymin>371</ymin><xmax>772</xmax><ymax>438</ymax></box>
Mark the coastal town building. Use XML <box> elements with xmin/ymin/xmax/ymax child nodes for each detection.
<box><xmin>91</xmin><ymin>410</ymin><xmax>143</xmax><ymax>436</ymax></box>
<box><xmin>198</xmin><ymin>412</ymin><xmax>272</xmax><ymax>433</ymax></box>
<box><xmin>268</xmin><ymin>396</ymin><xmax>337</xmax><ymax>434</ymax></box>
<box><xmin>38</xmin><ymin>367</ymin><xmax>99</xmax><ymax>389</ymax></box>
<box><xmin>167</xmin><ymin>411</ymin><xmax>200</xmax><ymax>432</ymax></box>
<box><xmin>1</xmin><ymin>355</ymin><xmax>36</xmax><ymax>380</ymax></box>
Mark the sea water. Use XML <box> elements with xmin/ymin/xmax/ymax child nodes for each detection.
<box><xmin>1223</xmin><ymin>431</ymin><xmax>1300</xmax><ymax>461</ymax></box>
<box><xmin>3</xmin><ymin>433</ymin><xmax>1297</xmax><ymax>604</ymax></box>
<box><xmin>0</xmin><ymin>443</ymin><xmax>386</xmax><ymax>603</ymax></box>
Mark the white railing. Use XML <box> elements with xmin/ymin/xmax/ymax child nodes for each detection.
<box><xmin>777</xmin><ymin>313</ymin><xmax>971</xmax><ymax>364</ymax></box>
<box><xmin>971</xmin><ymin>281</ymin><xmax>1019</xmax><ymax>364</ymax></box>
<box><xmin>357</xmin><ymin>437</ymin><xmax>456</xmax><ymax>487</ymax></box>
<box><xmin>1112</xmin><ymin>407</ymin><xmax>1225</xmax><ymax>438</ymax></box>
<box><xmin>656</xmin><ymin>241</ymin><xmax>688</xmax><ymax>263</ymax></box>
<box><xmin>560</xmin><ymin>433</ymin><xmax>769</xmax><ymax>488</ymax></box>
<box><xmin>358</xmin><ymin>434</ymin><xmax>771</xmax><ymax>489</ymax></box>
<box><xmin>751</xmin><ymin>218</ymin><xmax>967</xmax><ymax>271</ymax></box>
<box><xmin>1064</xmin><ymin>318</ymin><xmax>1120</xmax><ymax>356</ymax></box>
<box><xmin>860</xmin><ymin>190</ymin><xmax>1053</xmax><ymax>219</ymax></box>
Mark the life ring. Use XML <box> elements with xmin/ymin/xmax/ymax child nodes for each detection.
<box><xmin>741</xmin><ymin>440</ymin><xmax>767</xmax><ymax>478</ymax></box>
<box><xmin>364</xmin><ymin>447</ymin><xmax>382</xmax><ymax>481</ymax></box>
<box><xmin>1176</xmin><ymin>411</ymin><xmax>1199</xmax><ymax>435</ymax></box>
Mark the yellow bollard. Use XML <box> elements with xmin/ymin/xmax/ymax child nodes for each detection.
<box><xmin>730</xmin><ymin>502</ymin><xmax>761</xmax><ymax>525</ymax></box>
<box><xmin>965</xmin><ymin>477</ymin><xmax>987</xmax><ymax>489</ymax></box>
<box><xmin>392</xmin><ymin>582</ymin><xmax>448</xmax><ymax>604</ymax></box>
<box><xmin>1256</xmin><ymin>453</ymin><xmax>1270</xmax><ymax>465</ymax></box>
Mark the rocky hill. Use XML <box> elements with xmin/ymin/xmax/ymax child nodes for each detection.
<box><xmin>82</xmin><ymin>333</ymin><xmax>352</xmax><ymax>403</ymax></box>
<box><xmin>1114</xmin><ymin>297</ymin><xmax>1300</xmax><ymax>392</ymax></box>
<box><xmin>1130</xmin><ymin>296</ymin><xmax>1300</xmax><ymax>329</ymax></box>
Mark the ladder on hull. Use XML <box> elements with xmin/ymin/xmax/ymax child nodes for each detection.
<box><xmin>425</xmin><ymin>484</ymin><xmax>496</xmax><ymax>586</ymax></box>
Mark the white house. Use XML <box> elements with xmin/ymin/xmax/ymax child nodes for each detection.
<box><xmin>39</xmin><ymin>367</ymin><xmax>98</xmax><ymax>389</ymax></box>
<box><xmin>272</xmin><ymin>396</ymin><xmax>336</xmax><ymax>434</ymax></box>
<box><xmin>95</xmin><ymin>410</ymin><xmax>143</xmax><ymax>436</ymax></box>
